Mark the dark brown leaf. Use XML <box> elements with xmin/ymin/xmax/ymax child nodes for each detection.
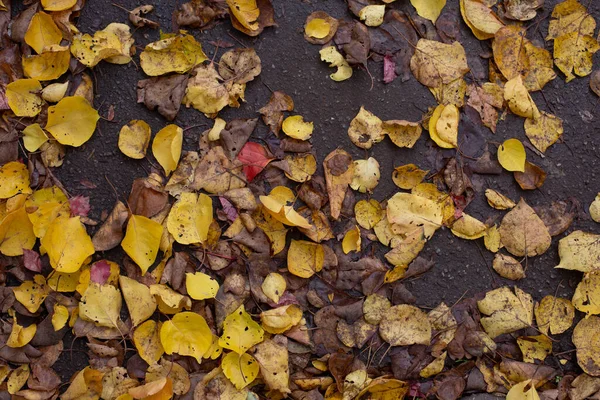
<box><xmin>137</xmin><ymin>74</ymin><xmax>189</xmax><ymax>121</ymax></box>
<box><xmin>259</xmin><ymin>91</ymin><xmax>294</xmax><ymax>135</ymax></box>
<box><xmin>514</xmin><ymin>161</ymin><xmax>546</xmax><ymax>190</ymax></box>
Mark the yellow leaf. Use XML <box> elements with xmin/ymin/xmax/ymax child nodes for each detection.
<box><xmin>79</xmin><ymin>282</ymin><xmax>122</xmax><ymax>327</ymax></box>
<box><xmin>507</xmin><ymin>379</ymin><xmax>540</xmax><ymax>400</ymax></box>
<box><xmin>259</xmin><ymin>186</ymin><xmax>311</xmax><ymax>228</ymax></box>
<box><xmin>387</xmin><ymin>192</ymin><xmax>443</xmax><ymax>239</ymax></box>
<box><xmin>25</xmin><ymin>186</ymin><xmax>69</xmax><ymax>238</ymax></box>
<box><xmin>497</xmin><ymin>138</ymin><xmax>526</xmax><ymax>172</ymax></box>
<box><xmin>287</xmin><ymin>239</ymin><xmax>324</xmax><ymax>278</ymax></box>
<box><xmin>252</xmin><ymin>338</ymin><xmax>291</xmax><ymax>393</ymax></box>
<box><xmin>524</xmin><ymin>112</ymin><xmax>563</xmax><ymax>153</ymax></box>
<box><xmin>47</xmin><ymin>270</ymin><xmax>80</xmax><ymax>292</ymax></box>
<box><xmin>350</xmin><ymin>157</ymin><xmax>380</xmax><ymax>193</ymax></box>
<box><xmin>24</xmin><ymin>12</ymin><xmax>62</xmax><ymax>54</ymax></box>
<box><xmin>41</xmin><ymin>216</ymin><xmax>94</xmax><ymax>273</ymax></box>
<box><xmin>504</xmin><ymin>76</ymin><xmax>540</xmax><ymax>119</ymax></box>
<box><xmin>319</xmin><ymin>46</ymin><xmax>353</xmax><ymax>81</ymax></box>
<box><xmin>52</xmin><ymin>304</ymin><xmax>69</xmax><ymax>331</ymax></box>
<box><xmin>553</xmin><ymin>31</ymin><xmax>599</xmax><ymax>82</ymax></box>
<box><xmin>150</xmin><ymin>283</ymin><xmax>191</xmax><ymax>314</ymax></box>
<box><xmin>13</xmin><ymin>276</ymin><xmax>48</xmax><ymax>313</ymax></box>
<box><xmin>0</xmin><ymin>202</ymin><xmax>36</xmax><ymax>256</ymax></box>
<box><xmin>383</xmin><ymin>119</ymin><xmax>422</xmax><ymax>148</ymax></box>
<box><xmin>547</xmin><ymin>0</ymin><xmax>596</xmax><ymax>40</ymax></box>
<box><xmin>7</xmin><ymin>364</ymin><xmax>29</xmax><ymax>395</ymax></box>
<box><xmin>41</xmin><ymin>0</ymin><xmax>77</xmax><ymax>11</ymax></box>
<box><xmin>46</xmin><ymin>96</ymin><xmax>99</xmax><ymax>147</ymax></box>
<box><xmin>410</xmin><ymin>39</ymin><xmax>469</xmax><ymax>88</ymax></box>
<box><xmin>121</xmin><ymin>214</ymin><xmax>163</xmax><ymax>275</ymax></box>
<box><xmin>451</xmin><ymin>213</ymin><xmax>487</xmax><ymax>240</ymax></box>
<box><xmin>460</xmin><ymin>0</ymin><xmax>504</xmax><ymax>40</ymax></box>
<box><xmin>119</xmin><ymin>120</ymin><xmax>151</xmax><ymax>159</ymax></box>
<box><xmin>219</xmin><ymin>304</ymin><xmax>264</xmax><ymax>354</ymax></box>
<box><xmin>534</xmin><ymin>295</ymin><xmax>574</xmax><ymax>336</ymax></box>
<box><xmin>71</xmin><ymin>24</ymin><xmax>133</xmax><ymax>67</ymax></box>
<box><xmin>477</xmin><ymin>286</ymin><xmax>533</xmax><ymax>338</ymax></box>
<box><xmin>129</xmin><ymin>377</ymin><xmax>173</xmax><ymax>400</ymax></box>
<box><xmin>140</xmin><ymin>34</ymin><xmax>207</xmax><ymax>76</ymax></box>
<box><xmin>186</xmin><ymin>272</ymin><xmax>219</xmax><ymax>300</ymax></box>
<box><xmin>342</xmin><ymin>225</ymin><xmax>361</xmax><ymax>254</ymax></box>
<box><xmin>410</xmin><ymin>0</ymin><xmax>446</xmax><ymax>23</ymax></box>
<box><xmin>556</xmin><ymin>230</ymin><xmax>600</xmax><ymax>272</ymax></box>
<box><xmin>573</xmin><ymin>315</ymin><xmax>600</xmax><ymax>376</ymax></box>
<box><xmin>252</xmin><ymin>205</ymin><xmax>288</xmax><ymax>255</ymax></box>
<box><xmin>420</xmin><ymin>352</ymin><xmax>447</xmax><ymax>378</ymax></box>
<box><xmin>183</xmin><ymin>63</ymin><xmax>230</xmax><ymax>115</ymax></box>
<box><xmin>573</xmin><ymin>270</ymin><xmax>600</xmax><ymax>315</ymax></box>
<box><xmin>284</xmin><ymin>153</ymin><xmax>317</xmax><ymax>182</ymax></box>
<box><xmin>499</xmin><ymin>198</ymin><xmax>550</xmax><ymax>257</ymax></box>
<box><xmin>133</xmin><ymin>320</ymin><xmax>165</xmax><ymax>365</ymax></box>
<box><xmin>359</xmin><ymin>5</ymin><xmax>385</xmax><ymax>27</ymax></box>
<box><xmin>227</xmin><ymin>0</ymin><xmax>260</xmax><ymax>31</ymax></box>
<box><xmin>305</xmin><ymin>17</ymin><xmax>331</xmax><ymax>39</ymax></box>
<box><xmin>152</xmin><ymin>124</ymin><xmax>183</xmax><ymax>175</ymax></box>
<box><xmin>517</xmin><ymin>335</ymin><xmax>552</xmax><ymax>363</ymax></box>
<box><xmin>384</xmin><ymin>227</ymin><xmax>426</xmax><ymax>268</ymax></box>
<box><xmin>6</xmin><ymin>78</ymin><xmax>43</xmax><ymax>117</ymax></box>
<box><xmin>348</xmin><ymin>107</ymin><xmax>384</xmax><ymax>149</ymax></box>
<box><xmin>261</xmin><ymin>272</ymin><xmax>286</xmax><ymax>303</ymax></box>
<box><xmin>379</xmin><ymin>304</ymin><xmax>431</xmax><ymax>346</ymax></box>
<box><xmin>22</xmin><ymin>123</ymin><xmax>48</xmax><ymax>152</ymax></box>
<box><xmin>323</xmin><ymin>149</ymin><xmax>354</xmax><ymax>220</ymax></box>
<box><xmin>492</xmin><ymin>253</ymin><xmax>525</xmax><ymax>280</ymax></box>
<box><xmin>7</xmin><ymin>317</ymin><xmax>36</xmax><ymax>348</ymax></box>
<box><xmin>260</xmin><ymin>304</ymin><xmax>303</xmax><ymax>334</ymax></box>
<box><xmin>363</xmin><ymin>293</ymin><xmax>391</xmax><ymax>325</ymax></box>
<box><xmin>167</xmin><ymin>192</ymin><xmax>212</xmax><ymax>244</ymax></box>
<box><xmin>357</xmin><ymin>377</ymin><xmax>409</xmax><ymax>400</ymax></box>
<box><xmin>590</xmin><ymin>194</ymin><xmax>600</xmax><ymax>223</ymax></box>
<box><xmin>146</xmin><ymin>359</ymin><xmax>190</xmax><ymax>396</ymax></box>
<box><xmin>160</xmin><ymin>311</ymin><xmax>212</xmax><ymax>362</ymax></box>
<box><xmin>119</xmin><ymin>275</ymin><xmax>156</xmax><ymax>327</ymax></box>
<box><xmin>22</xmin><ymin>45</ymin><xmax>71</xmax><ymax>81</ymax></box>
<box><xmin>485</xmin><ymin>188</ymin><xmax>516</xmax><ymax>210</ymax></box>
<box><xmin>355</xmin><ymin>199</ymin><xmax>383</xmax><ymax>230</ymax></box>
<box><xmin>0</xmin><ymin>162</ymin><xmax>30</xmax><ymax>200</ymax></box>
<box><xmin>282</xmin><ymin>115</ymin><xmax>313</xmax><ymax>140</ymax></box>
<box><xmin>392</xmin><ymin>164</ymin><xmax>428</xmax><ymax>190</ymax></box>
<box><xmin>222</xmin><ymin>351</ymin><xmax>260</xmax><ymax>390</ymax></box>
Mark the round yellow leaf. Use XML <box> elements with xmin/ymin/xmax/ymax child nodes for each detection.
<box><xmin>287</xmin><ymin>240</ymin><xmax>324</xmax><ymax>278</ymax></box>
<box><xmin>41</xmin><ymin>0</ymin><xmax>78</xmax><ymax>11</ymax></box>
<box><xmin>428</xmin><ymin>105</ymin><xmax>454</xmax><ymax>148</ymax></box>
<box><xmin>282</xmin><ymin>115</ymin><xmax>314</xmax><ymax>140</ymax></box>
<box><xmin>221</xmin><ymin>351</ymin><xmax>260</xmax><ymax>390</ymax></box>
<box><xmin>350</xmin><ymin>157</ymin><xmax>380</xmax><ymax>193</ymax></box>
<box><xmin>219</xmin><ymin>305</ymin><xmax>264</xmax><ymax>354</ymax></box>
<box><xmin>355</xmin><ymin>199</ymin><xmax>383</xmax><ymax>230</ymax></box>
<box><xmin>119</xmin><ymin>120</ymin><xmax>151</xmax><ymax>159</ymax></box>
<box><xmin>22</xmin><ymin>46</ymin><xmax>71</xmax><ymax>81</ymax></box>
<box><xmin>152</xmin><ymin>124</ymin><xmax>183</xmax><ymax>175</ymax></box>
<box><xmin>6</xmin><ymin>79</ymin><xmax>43</xmax><ymax>117</ymax></box>
<box><xmin>534</xmin><ymin>295</ymin><xmax>574</xmax><ymax>336</ymax></box>
<box><xmin>573</xmin><ymin>316</ymin><xmax>600</xmax><ymax>376</ymax></box>
<box><xmin>186</xmin><ymin>272</ymin><xmax>219</xmax><ymax>300</ymax></box>
<box><xmin>41</xmin><ymin>216</ymin><xmax>94</xmax><ymax>273</ymax></box>
<box><xmin>497</xmin><ymin>138</ymin><xmax>526</xmax><ymax>172</ymax></box>
<box><xmin>22</xmin><ymin>123</ymin><xmax>49</xmax><ymax>152</ymax></box>
<box><xmin>284</xmin><ymin>153</ymin><xmax>317</xmax><ymax>182</ymax></box>
<box><xmin>119</xmin><ymin>275</ymin><xmax>157</xmax><ymax>327</ymax></box>
<box><xmin>305</xmin><ymin>18</ymin><xmax>330</xmax><ymax>39</ymax></box>
<box><xmin>392</xmin><ymin>164</ymin><xmax>428</xmax><ymax>190</ymax></box>
<box><xmin>261</xmin><ymin>272</ymin><xmax>286</xmax><ymax>303</ymax></box>
<box><xmin>160</xmin><ymin>312</ymin><xmax>212</xmax><ymax>362</ymax></box>
<box><xmin>358</xmin><ymin>5</ymin><xmax>385</xmax><ymax>27</ymax></box>
<box><xmin>46</xmin><ymin>96</ymin><xmax>100</xmax><ymax>147</ymax></box>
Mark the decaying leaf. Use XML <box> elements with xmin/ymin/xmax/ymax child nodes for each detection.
<box><xmin>478</xmin><ymin>286</ymin><xmax>534</xmax><ymax>338</ymax></box>
<box><xmin>140</xmin><ymin>34</ymin><xmax>207</xmax><ymax>76</ymax></box>
<box><xmin>350</xmin><ymin>157</ymin><xmax>380</xmax><ymax>193</ymax></box>
<box><xmin>119</xmin><ymin>120</ymin><xmax>151</xmax><ymax>159</ymax></box>
<box><xmin>493</xmin><ymin>253</ymin><xmax>525</xmax><ymax>280</ymax></box>
<box><xmin>499</xmin><ymin>199</ymin><xmax>551</xmax><ymax>257</ymax></box>
<box><xmin>379</xmin><ymin>305</ymin><xmax>431</xmax><ymax>346</ymax></box>
<box><xmin>304</xmin><ymin>11</ymin><xmax>338</xmax><ymax>44</ymax></box>
<box><xmin>288</xmin><ymin>240</ymin><xmax>324</xmax><ymax>278</ymax></box>
<box><xmin>535</xmin><ymin>295</ymin><xmax>574</xmax><ymax>335</ymax></box>
<box><xmin>573</xmin><ymin>316</ymin><xmax>600</xmax><ymax>376</ymax></box>
<box><xmin>460</xmin><ymin>0</ymin><xmax>504</xmax><ymax>40</ymax></box>
<box><xmin>410</xmin><ymin>39</ymin><xmax>469</xmax><ymax>89</ymax></box>
<box><xmin>524</xmin><ymin>112</ymin><xmax>563</xmax><ymax>153</ymax></box>
<box><xmin>485</xmin><ymin>189</ymin><xmax>516</xmax><ymax>210</ymax></box>
<box><xmin>320</xmin><ymin>46</ymin><xmax>353</xmax><ymax>81</ymax></box>
<box><xmin>387</xmin><ymin>192</ymin><xmax>443</xmax><ymax>239</ymax></box>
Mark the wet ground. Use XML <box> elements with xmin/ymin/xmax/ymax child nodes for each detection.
<box><xmin>22</xmin><ymin>0</ymin><xmax>600</xmax><ymax>386</ymax></box>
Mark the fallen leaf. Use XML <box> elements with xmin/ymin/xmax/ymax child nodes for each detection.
<box><xmin>282</xmin><ymin>115</ymin><xmax>313</xmax><ymax>140</ymax></box>
<box><xmin>524</xmin><ymin>112</ymin><xmax>563</xmax><ymax>153</ymax></box>
<box><xmin>505</xmin><ymin>0</ymin><xmax>544</xmax><ymax>21</ymax></box>
<box><xmin>133</xmin><ymin>320</ymin><xmax>164</xmax><ymax>365</ymax></box>
<box><xmin>493</xmin><ymin>253</ymin><xmax>525</xmax><ymax>280</ymax></box>
<box><xmin>284</xmin><ymin>153</ymin><xmax>317</xmax><ymax>182</ymax></box>
<box><xmin>573</xmin><ymin>316</ymin><xmax>600</xmax><ymax>376</ymax></box>
<box><xmin>92</xmin><ymin>201</ymin><xmax>129</xmax><ymax>251</ymax></box>
<box><xmin>41</xmin><ymin>216</ymin><xmax>94</xmax><ymax>273</ymax></box>
<box><xmin>514</xmin><ymin>161</ymin><xmax>546</xmax><ymax>190</ymax></box>
<box><xmin>319</xmin><ymin>46</ymin><xmax>353</xmax><ymax>81</ymax></box>
<box><xmin>477</xmin><ymin>286</ymin><xmax>534</xmax><ymax>338</ymax></box>
<box><xmin>259</xmin><ymin>186</ymin><xmax>311</xmax><ymax>228</ymax></box>
<box><xmin>186</xmin><ymin>272</ymin><xmax>219</xmax><ymax>300</ymax></box>
<box><xmin>410</xmin><ymin>0</ymin><xmax>446</xmax><ymax>23</ymax></box>
<box><xmin>41</xmin><ymin>0</ymin><xmax>77</xmax><ymax>12</ymax></box>
<box><xmin>6</xmin><ymin>79</ymin><xmax>43</xmax><ymax>117</ymax></box>
<box><xmin>304</xmin><ymin>11</ymin><xmax>338</xmax><ymax>44</ymax></box>
<box><xmin>287</xmin><ymin>239</ymin><xmax>324</xmax><ymax>278</ymax></box>
<box><xmin>79</xmin><ymin>283</ymin><xmax>122</xmax><ymax>328</ymax></box>
<box><xmin>359</xmin><ymin>5</ymin><xmax>385</xmax><ymax>27</ymax></box>
<box><xmin>355</xmin><ymin>199</ymin><xmax>383</xmax><ymax>229</ymax></box>
<box><xmin>160</xmin><ymin>311</ymin><xmax>212</xmax><ymax>362</ymax></box>
<box><xmin>219</xmin><ymin>304</ymin><xmax>264</xmax><ymax>354</ymax></box>
<box><xmin>25</xmin><ymin>12</ymin><xmax>62</xmax><ymax>54</ymax></box>
<box><xmin>140</xmin><ymin>34</ymin><xmax>207</xmax><ymax>76</ymax></box>
<box><xmin>237</xmin><ymin>141</ymin><xmax>273</xmax><ymax>182</ymax></box>
<box><xmin>218</xmin><ymin>47</ymin><xmax>261</xmax><ymax>84</ymax></box>
<box><xmin>460</xmin><ymin>0</ymin><xmax>504</xmax><ymax>40</ymax></box>
<box><xmin>506</xmin><ymin>379</ymin><xmax>540</xmax><ymax>400</ymax></box>
<box><xmin>152</xmin><ymin>124</ymin><xmax>183</xmax><ymax>176</ymax></box>
<box><xmin>222</xmin><ymin>351</ymin><xmax>259</xmax><ymax>390</ymax></box>
<box><xmin>485</xmin><ymin>189</ymin><xmax>516</xmax><ymax>210</ymax></box>
<box><xmin>137</xmin><ymin>75</ymin><xmax>189</xmax><ymax>121</ymax></box>
<box><xmin>22</xmin><ymin>123</ymin><xmax>48</xmax><ymax>152</ymax></box>
<box><xmin>350</xmin><ymin>157</ymin><xmax>380</xmax><ymax>193</ymax></box>
<box><xmin>379</xmin><ymin>304</ymin><xmax>432</xmax><ymax>346</ymax></box>
<box><xmin>573</xmin><ymin>270</ymin><xmax>600</xmax><ymax>315</ymax></box>
<box><xmin>451</xmin><ymin>213</ymin><xmax>487</xmax><ymax>240</ymax></box>
<box><xmin>45</xmin><ymin>96</ymin><xmax>99</xmax><ymax>147</ymax></box>
<box><xmin>429</xmin><ymin>104</ymin><xmax>459</xmax><ymax>149</ymax></box>
<box><xmin>504</xmin><ymin>76</ymin><xmax>540</xmax><ymax>119</ymax></box>
<box><xmin>498</xmin><ymin>138</ymin><xmax>526</xmax><ymax>172</ymax></box>
<box><xmin>499</xmin><ymin>199</ymin><xmax>551</xmax><ymax>257</ymax></box>
<box><xmin>261</xmin><ymin>272</ymin><xmax>286</xmax><ymax>303</ymax></box>
<box><xmin>22</xmin><ymin>45</ymin><xmax>71</xmax><ymax>81</ymax></box>
<box><xmin>121</xmin><ymin>214</ymin><xmax>163</xmax><ymax>274</ymax></box>
<box><xmin>392</xmin><ymin>164</ymin><xmax>428</xmax><ymax>190</ymax></box>
<box><xmin>342</xmin><ymin>225</ymin><xmax>361</xmax><ymax>254</ymax></box>
<box><xmin>259</xmin><ymin>91</ymin><xmax>294</xmax><ymax>134</ymax></box>
<box><xmin>387</xmin><ymin>192</ymin><xmax>443</xmax><ymax>239</ymax></box>
<box><xmin>251</xmin><ymin>337</ymin><xmax>290</xmax><ymax>393</ymax></box>
<box><xmin>534</xmin><ymin>295</ymin><xmax>574</xmax><ymax>336</ymax></box>
<box><xmin>383</xmin><ymin>120</ymin><xmax>422</xmax><ymax>148</ymax></box>
<box><xmin>119</xmin><ymin>120</ymin><xmax>151</xmax><ymax>159</ymax></box>
<box><xmin>183</xmin><ymin>63</ymin><xmax>230</xmax><ymax>115</ymax></box>
<box><xmin>410</xmin><ymin>39</ymin><xmax>469</xmax><ymax>88</ymax></box>
<box><xmin>167</xmin><ymin>192</ymin><xmax>212</xmax><ymax>245</ymax></box>
<box><xmin>119</xmin><ymin>275</ymin><xmax>156</xmax><ymax>327</ymax></box>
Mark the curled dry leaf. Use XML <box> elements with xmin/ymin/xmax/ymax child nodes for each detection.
<box><xmin>324</xmin><ymin>149</ymin><xmax>354</xmax><ymax>220</ymax></box>
<box><xmin>319</xmin><ymin>46</ymin><xmax>353</xmax><ymax>81</ymax></box>
<box><xmin>505</xmin><ymin>0</ymin><xmax>544</xmax><ymax>21</ymax></box>
<box><xmin>383</xmin><ymin>120</ymin><xmax>422</xmax><ymax>148</ymax></box>
<box><xmin>460</xmin><ymin>0</ymin><xmax>504</xmax><ymax>40</ymax></box>
<box><xmin>259</xmin><ymin>91</ymin><xmax>294</xmax><ymax>134</ymax></box>
<box><xmin>129</xmin><ymin>4</ymin><xmax>159</xmax><ymax>28</ymax></box>
<box><xmin>350</xmin><ymin>157</ymin><xmax>380</xmax><ymax>193</ymax></box>
<box><xmin>514</xmin><ymin>161</ymin><xmax>546</xmax><ymax>190</ymax></box>
<box><xmin>348</xmin><ymin>106</ymin><xmax>384</xmax><ymax>149</ymax></box>
<box><xmin>485</xmin><ymin>189</ymin><xmax>516</xmax><ymax>210</ymax></box>
<box><xmin>492</xmin><ymin>253</ymin><xmax>525</xmax><ymax>280</ymax></box>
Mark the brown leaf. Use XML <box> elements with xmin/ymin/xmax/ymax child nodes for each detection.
<box><xmin>514</xmin><ymin>161</ymin><xmax>546</xmax><ymax>190</ymax></box>
<box><xmin>129</xmin><ymin>5</ymin><xmax>159</xmax><ymax>28</ymax></box>
<box><xmin>229</xmin><ymin>0</ymin><xmax>276</xmax><ymax>37</ymax></box>
<box><xmin>175</xmin><ymin>0</ymin><xmax>228</xmax><ymax>28</ymax></box>
<box><xmin>259</xmin><ymin>91</ymin><xmax>294</xmax><ymax>135</ymax></box>
<box><xmin>336</xmin><ymin>20</ymin><xmax>370</xmax><ymax>66</ymax></box>
<box><xmin>591</xmin><ymin>70</ymin><xmax>600</xmax><ymax>97</ymax></box>
<box><xmin>534</xmin><ymin>199</ymin><xmax>578</xmax><ymax>236</ymax></box>
<box><xmin>128</xmin><ymin>176</ymin><xmax>168</xmax><ymax>218</ymax></box>
<box><xmin>220</xmin><ymin>118</ymin><xmax>258</xmax><ymax>159</ymax></box>
<box><xmin>92</xmin><ymin>201</ymin><xmax>129</xmax><ymax>251</ymax></box>
<box><xmin>218</xmin><ymin>48</ymin><xmax>261</xmax><ymax>84</ymax></box>
<box><xmin>137</xmin><ymin>74</ymin><xmax>189</xmax><ymax>121</ymax></box>
<box><xmin>505</xmin><ymin>0</ymin><xmax>544</xmax><ymax>21</ymax></box>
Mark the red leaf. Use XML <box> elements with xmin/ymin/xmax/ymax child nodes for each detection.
<box><xmin>236</xmin><ymin>142</ymin><xmax>273</xmax><ymax>182</ymax></box>
<box><xmin>70</xmin><ymin>195</ymin><xmax>91</xmax><ymax>217</ymax></box>
<box><xmin>23</xmin><ymin>249</ymin><xmax>42</xmax><ymax>273</ymax></box>
<box><xmin>219</xmin><ymin>197</ymin><xmax>238</xmax><ymax>222</ymax></box>
<box><xmin>90</xmin><ymin>260</ymin><xmax>111</xmax><ymax>284</ymax></box>
<box><xmin>383</xmin><ymin>55</ymin><xmax>397</xmax><ymax>84</ymax></box>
